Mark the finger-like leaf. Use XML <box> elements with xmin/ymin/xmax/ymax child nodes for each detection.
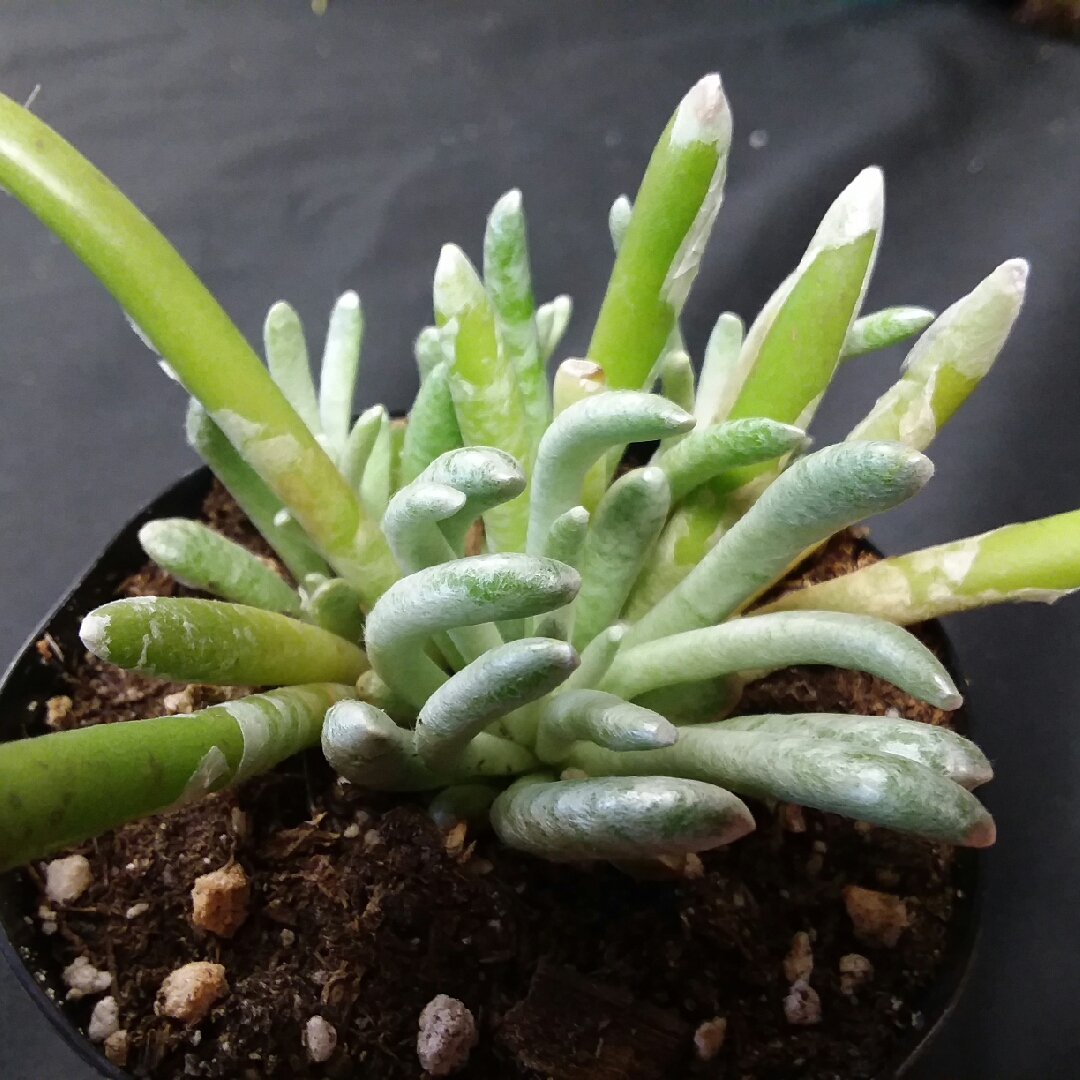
<box><xmin>840</xmin><ymin>305</ymin><xmax>935</xmax><ymax>360</ymax></box>
<box><xmin>535</xmin><ymin>689</ymin><xmax>677</xmax><ymax>762</ymax></box>
<box><xmin>318</xmin><ymin>291</ymin><xmax>363</xmax><ymax>452</ymax></box>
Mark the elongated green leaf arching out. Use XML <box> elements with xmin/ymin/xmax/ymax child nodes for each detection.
<box><xmin>318</xmin><ymin>291</ymin><xmax>363</xmax><ymax>452</ymax></box>
<box><xmin>658</xmin><ymin>350</ymin><xmax>695</xmax><ymax>415</ymax></box>
<box><xmin>415</xmin><ymin>638</ymin><xmax>578</xmax><ymax>765</ymax></box>
<box><xmin>567</xmin><ymin>727</ymin><xmax>995</xmax><ymax>847</ymax></box>
<box><xmin>364</xmin><ymin>554</ymin><xmax>581</xmax><ymax>709</ymax></box>
<box><xmin>340</xmin><ymin>405</ymin><xmax>386</xmax><ymax>490</ymax></box>
<box><xmin>264</xmin><ymin>301</ymin><xmax>320</xmax><ymax>436</ymax></box>
<box><xmin>656</xmin><ymin>418</ymin><xmax>807</xmax><ymax>504</ymax></box>
<box><xmin>400</xmin><ymin>363</ymin><xmax>464</xmax><ymax>485</ymax></box>
<box><xmin>300</xmin><ymin>574</ymin><xmax>365</xmax><ymax>643</ymax></box>
<box><xmin>625</xmin><ymin>440</ymin><xmax>933</xmax><ymax>647</ymax></box>
<box><xmin>418</xmin><ymin>446</ymin><xmax>526</xmax><ymax>555</ymax></box>
<box><xmin>758</xmin><ymin>509</ymin><xmax>1080</xmax><ymax>623</ymax></box>
<box><xmin>587</xmin><ymin>74</ymin><xmax>732</xmax><ymax>391</ymax></box>
<box><xmin>383</xmin><ymin>481</ymin><xmax>463</xmax><ymax>574</ymax></box>
<box><xmin>185</xmin><ymin>400</ymin><xmax>330</xmax><ymax>583</ymax></box>
<box><xmin>848</xmin><ymin>260</ymin><xmax>1028</xmax><ymax>449</ymax></box>
<box><xmin>81</xmin><ymin>597</ymin><xmax>368</xmax><ymax>686</ymax></box>
<box><xmin>534</xmin><ymin>689</ymin><xmax>677</xmax><ymax>762</ymax></box>
<box><xmin>841</xmin><ymin>305</ymin><xmax>935</xmax><ymax>360</ymax></box>
<box><xmin>0</xmin><ymin>94</ymin><xmax>398</xmax><ymax>604</ymax></box>
<box><xmin>536</xmin><ymin>295</ymin><xmax>572</xmax><ymax>365</ymax></box>
<box><xmin>322</xmin><ymin>699</ymin><xmax>536</xmax><ymax>791</ymax></box>
<box><xmin>139</xmin><ymin>518</ymin><xmax>301</xmax><ymax>616</ymax></box>
<box><xmin>714</xmin><ymin>713</ymin><xmax>992</xmax><ymax>790</ymax></box>
<box><xmin>603</xmin><ymin>610</ymin><xmax>960</xmax><ymax>707</ymax></box>
<box><xmin>491</xmin><ymin>775</ymin><xmax>754</xmax><ymax>861</ymax></box>
<box><xmin>694</xmin><ymin>312</ymin><xmax>744</xmax><ymax>426</ymax></box>
<box><xmin>0</xmin><ymin>683</ymin><xmax>354</xmax><ymax>872</ymax></box>
<box><xmin>526</xmin><ymin>391</ymin><xmax>694</xmax><ymax>555</ymax></box>
<box><xmin>484</xmin><ymin>189</ymin><xmax>550</xmax><ymax>451</ymax></box>
<box><xmin>434</xmin><ymin>245</ymin><xmax>533</xmax><ymax>551</ymax></box>
<box><xmin>570</xmin><ymin>467</ymin><xmax>670</xmax><ymax>652</ymax></box>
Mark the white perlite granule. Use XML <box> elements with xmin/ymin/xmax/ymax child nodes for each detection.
<box><xmin>44</xmin><ymin>854</ymin><xmax>92</xmax><ymax>904</ymax></box>
<box><xmin>304</xmin><ymin>1016</ymin><xmax>337</xmax><ymax>1062</ymax></box>
<box><xmin>417</xmin><ymin>994</ymin><xmax>478</xmax><ymax>1075</ymax></box>
<box><xmin>88</xmin><ymin>996</ymin><xmax>120</xmax><ymax>1043</ymax></box>
<box><xmin>63</xmin><ymin>956</ymin><xmax>111</xmax><ymax>1000</ymax></box>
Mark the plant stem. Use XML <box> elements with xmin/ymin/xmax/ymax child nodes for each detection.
<box><xmin>139</xmin><ymin>518</ymin><xmax>301</xmax><ymax>616</ymax></box>
<box><xmin>81</xmin><ymin>597</ymin><xmax>368</xmax><ymax>685</ymax></box>
<box><xmin>0</xmin><ymin>93</ymin><xmax>396</xmax><ymax>604</ymax></box>
<box><xmin>757</xmin><ymin>509</ymin><xmax>1080</xmax><ymax>622</ymax></box>
<box><xmin>0</xmin><ymin>683</ymin><xmax>354</xmax><ymax>871</ymax></box>
<box><xmin>186</xmin><ymin>400</ymin><xmax>331</xmax><ymax>582</ymax></box>
<box><xmin>587</xmin><ymin>74</ymin><xmax>732</xmax><ymax>390</ymax></box>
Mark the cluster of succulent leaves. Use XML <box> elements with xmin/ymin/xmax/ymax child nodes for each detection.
<box><xmin>3</xmin><ymin>72</ymin><xmax>1078</xmax><ymax>876</ymax></box>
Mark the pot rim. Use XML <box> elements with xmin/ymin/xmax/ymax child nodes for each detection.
<box><xmin>0</xmin><ymin>465</ymin><xmax>982</xmax><ymax>1080</ymax></box>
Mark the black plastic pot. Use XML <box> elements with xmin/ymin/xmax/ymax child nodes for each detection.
<box><xmin>0</xmin><ymin>466</ymin><xmax>980</xmax><ymax>1080</ymax></box>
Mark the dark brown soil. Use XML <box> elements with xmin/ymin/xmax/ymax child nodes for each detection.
<box><xmin>26</xmin><ymin>483</ymin><xmax>971</xmax><ymax>1080</ymax></box>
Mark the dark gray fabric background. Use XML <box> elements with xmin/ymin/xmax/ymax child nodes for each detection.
<box><xmin>0</xmin><ymin>2</ymin><xmax>1077</xmax><ymax>1076</ymax></box>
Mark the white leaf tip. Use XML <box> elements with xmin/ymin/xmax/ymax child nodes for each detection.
<box><xmin>671</xmin><ymin>73</ymin><xmax>732</xmax><ymax>149</ymax></box>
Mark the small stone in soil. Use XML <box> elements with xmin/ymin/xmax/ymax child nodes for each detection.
<box><xmin>784</xmin><ymin>979</ymin><xmax>822</xmax><ymax>1026</ymax></box>
<box><xmin>163</xmin><ymin>686</ymin><xmax>196</xmax><ymax>714</ymax></box>
<box><xmin>45</xmin><ymin>694</ymin><xmax>73</xmax><ymax>729</ymax></box>
<box><xmin>417</xmin><ymin>994</ymin><xmax>479</xmax><ymax>1076</ymax></box>
<box><xmin>304</xmin><ymin>1016</ymin><xmax>338</xmax><ymax>1062</ymax></box>
<box><xmin>104</xmin><ymin>1030</ymin><xmax>129</xmax><ymax>1067</ymax></box>
<box><xmin>693</xmin><ymin>1016</ymin><xmax>727</xmax><ymax>1061</ymax></box>
<box><xmin>779</xmin><ymin>803</ymin><xmax>807</xmax><ymax>833</ymax></box>
<box><xmin>44</xmin><ymin>854</ymin><xmax>92</xmax><ymax>904</ymax></box>
<box><xmin>125</xmin><ymin>902</ymin><xmax>150</xmax><ymax>919</ymax></box>
<box><xmin>843</xmin><ymin>885</ymin><xmax>909</xmax><ymax>947</ymax></box>
<box><xmin>88</xmin><ymin>995</ymin><xmax>120</xmax><ymax>1043</ymax></box>
<box><xmin>63</xmin><ymin>956</ymin><xmax>111</xmax><ymax>1000</ymax></box>
<box><xmin>783</xmin><ymin>931</ymin><xmax>814</xmax><ymax>983</ymax></box>
<box><xmin>839</xmin><ymin>953</ymin><xmax>875</xmax><ymax>994</ymax></box>
<box><xmin>155</xmin><ymin>961</ymin><xmax>229</xmax><ymax>1024</ymax></box>
<box><xmin>191</xmin><ymin>863</ymin><xmax>250</xmax><ymax>938</ymax></box>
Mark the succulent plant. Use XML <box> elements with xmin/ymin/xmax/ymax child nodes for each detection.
<box><xmin>0</xmin><ymin>73</ymin><xmax>1074</xmax><ymax>875</ymax></box>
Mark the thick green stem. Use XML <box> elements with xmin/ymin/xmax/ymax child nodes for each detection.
<box><xmin>264</xmin><ymin>301</ymin><xmax>321</xmax><ymax>436</ymax></box>
<box><xmin>656</xmin><ymin>418</ymin><xmax>807</xmax><ymax>504</ymax></box>
<box><xmin>534</xmin><ymin>689</ymin><xmax>676</xmax><ymax>762</ymax></box>
<box><xmin>491</xmin><ymin>775</ymin><xmax>754</xmax><ymax>862</ymax></box>
<box><xmin>757</xmin><ymin>510</ymin><xmax>1080</xmax><ymax>622</ymax></box>
<box><xmin>321</xmin><ymin>700</ymin><xmax>536</xmax><ymax>790</ymax></box>
<box><xmin>434</xmin><ymin>245</ymin><xmax>533</xmax><ymax>551</ymax></box>
<box><xmin>625</xmin><ymin>440</ymin><xmax>932</xmax><ymax>646</ymax></box>
<box><xmin>318</xmin><ymin>291</ymin><xmax>363</xmax><ymax>454</ymax></box>
<box><xmin>139</xmin><ymin>518</ymin><xmax>301</xmax><ymax>616</ymax></box>
<box><xmin>399</xmin><ymin>363</ymin><xmax>464</xmax><ymax>485</ymax></box>
<box><xmin>526</xmin><ymin>392</ymin><xmax>693</xmax><ymax>555</ymax></box>
<box><xmin>185</xmin><ymin>400</ymin><xmax>330</xmax><ymax>582</ymax></box>
<box><xmin>602</xmin><ymin>610</ymin><xmax>960</xmax><ymax>708</ymax></box>
<box><xmin>567</xmin><ymin>727</ymin><xmax>995</xmax><ymax>847</ymax></box>
<box><xmin>841</xmin><ymin>306</ymin><xmax>935</xmax><ymax>360</ymax></box>
<box><xmin>570</xmin><ymin>468</ymin><xmax>670</xmax><ymax>652</ymax></box>
<box><xmin>484</xmin><ymin>189</ymin><xmax>550</xmax><ymax>452</ymax></box>
<box><xmin>364</xmin><ymin>554</ymin><xmax>580</xmax><ymax>710</ymax></box>
<box><xmin>714</xmin><ymin>713</ymin><xmax>991</xmax><ymax>790</ymax></box>
<box><xmin>587</xmin><ymin>74</ymin><xmax>732</xmax><ymax>390</ymax></box>
<box><xmin>536</xmin><ymin>295</ymin><xmax>573</xmax><ymax>364</ymax></box>
<box><xmin>414</xmin><ymin>638</ymin><xmax>578</xmax><ymax>765</ymax></box>
<box><xmin>0</xmin><ymin>94</ymin><xmax>396</xmax><ymax>603</ymax></box>
<box><xmin>81</xmin><ymin>597</ymin><xmax>368</xmax><ymax>685</ymax></box>
<box><xmin>0</xmin><ymin>683</ymin><xmax>354</xmax><ymax>871</ymax></box>
<box><xmin>848</xmin><ymin>260</ymin><xmax>1028</xmax><ymax>448</ymax></box>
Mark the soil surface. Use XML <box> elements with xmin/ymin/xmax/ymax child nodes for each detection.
<box><xmin>22</xmin><ymin>484</ymin><xmax>971</xmax><ymax>1080</ymax></box>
